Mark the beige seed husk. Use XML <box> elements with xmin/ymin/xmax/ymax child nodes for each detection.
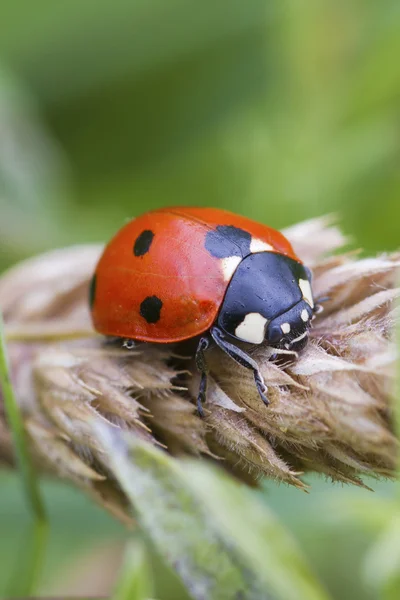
<box><xmin>0</xmin><ymin>216</ymin><xmax>398</xmax><ymax>520</ymax></box>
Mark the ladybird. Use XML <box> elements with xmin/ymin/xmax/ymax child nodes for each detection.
<box><xmin>90</xmin><ymin>206</ymin><xmax>316</xmax><ymax>415</ymax></box>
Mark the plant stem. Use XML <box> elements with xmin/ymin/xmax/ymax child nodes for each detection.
<box><xmin>0</xmin><ymin>312</ymin><xmax>48</xmax><ymax>594</ymax></box>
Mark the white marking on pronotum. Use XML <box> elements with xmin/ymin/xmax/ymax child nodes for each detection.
<box><xmin>250</xmin><ymin>238</ymin><xmax>274</xmax><ymax>253</ymax></box>
<box><xmin>280</xmin><ymin>322</ymin><xmax>291</xmax><ymax>334</ymax></box>
<box><xmin>301</xmin><ymin>309</ymin><xmax>309</xmax><ymax>322</ymax></box>
<box><xmin>235</xmin><ymin>312</ymin><xmax>268</xmax><ymax>344</ymax></box>
<box><xmin>299</xmin><ymin>279</ymin><xmax>314</xmax><ymax>308</ymax></box>
<box><xmin>220</xmin><ymin>256</ymin><xmax>242</xmax><ymax>281</ymax></box>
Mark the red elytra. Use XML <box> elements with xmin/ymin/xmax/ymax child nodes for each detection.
<box><xmin>90</xmin><ymin>206</ymin><xmax>300</xmax><ymax>343</ymax></box>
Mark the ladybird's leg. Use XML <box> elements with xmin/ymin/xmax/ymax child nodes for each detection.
<box><xmin>210</xmin><ymin>327</ymin><xmax>269</xmax><ymax>406</ymax></box>
<box><xmin>122</xmin><ymin>338</ymin><xmax>136</xmax><ymax>350</ymax></box>
<box><xmin>195</xmin><ymin>336</ymin><xmax>211</xmax><ymax>417</ymax></box>
<box><xmin>253</xmin><ymin>370</ymin><xmax>269</xmax><ymax>405</ymax></box>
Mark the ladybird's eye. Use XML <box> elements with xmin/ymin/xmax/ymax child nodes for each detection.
<box><xmin>267</xmin><ymin>324</ymin><xmax>282</xmax><ymax>345</ymax></box>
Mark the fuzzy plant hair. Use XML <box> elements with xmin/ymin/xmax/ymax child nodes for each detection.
<box><xmin>0</xmin><ymin>216</ymin><xmax>398</xmax><ymax>521</ymax></box>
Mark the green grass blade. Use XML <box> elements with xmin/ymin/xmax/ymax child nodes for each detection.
<box><xmin>97</xmin><ymin>425</ymin><xmax>331</xmax><ymax>600</ymax></box>
<box><xmin>5</xmin><ymin>517</ymin><xmax>48</xmax><ymax>597</ymax></box>
<box><xmin>113</xmin><ymin>539</ymin><xmax>154</xmax><ymax>600</ymax></box>
<box><xmin>0</xmin><ymin>312</ymin><xmax>47</xmax><ymax>594</ymax></box>
<box><xmin>183</xmin><ymin>463</ymin><xmax>332</xmax><ymax>600</ymax></box>
<box><xmin>0</xmin><ymin>313</ymin><xmax>45</xmax><ymax>519</ymax></box>
<box><xmin>397</xmin><ymin>289</ymin><xmax>400</xmax><ymax>453</ymax></box>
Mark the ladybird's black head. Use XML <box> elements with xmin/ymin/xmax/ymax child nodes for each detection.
<box><xmin>266</xmin><ymin>299</ymin><xmax>313</xmax><ymax>351</ymax></box>
<box><xmin>217</xmin><ymin>252</ymin><xmax>314</xmax><ymax>350</ymax></box>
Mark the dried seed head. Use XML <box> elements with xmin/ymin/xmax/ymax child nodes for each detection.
<box><xmin>0</xmin><ymin>216</ymin><xmax>398</xmax><ymax>519</ymax></box>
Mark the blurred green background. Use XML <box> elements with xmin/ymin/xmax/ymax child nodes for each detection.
<box><xmin>1</xmin><ymin>0</ymin><xmax>399</xmax><ymax>598</ymax></box>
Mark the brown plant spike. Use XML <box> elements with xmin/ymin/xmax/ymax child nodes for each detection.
<box><xmin>0</xmin><ymin>218</ymin><xmax>399</xmax><ymax>519</ymax></box>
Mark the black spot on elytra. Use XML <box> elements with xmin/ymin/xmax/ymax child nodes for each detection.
<box><xmin>133</xmin><ymin>230</ymin><xmax>154</xmax><ymax>256</ymax></box>
<box><xmin>88</xmin><ymin>274</ymin><xmax>97</xmax><ymax>310</ymax></box>
<box><xmin>140</xmin><ymin>295</ymin><xmax>163</xmax><ymax>323</ymax></box>
<box><xmin>205</xmin><ymin>225</ymin><xmax>252</xmax><ymax>259</ymax></box>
